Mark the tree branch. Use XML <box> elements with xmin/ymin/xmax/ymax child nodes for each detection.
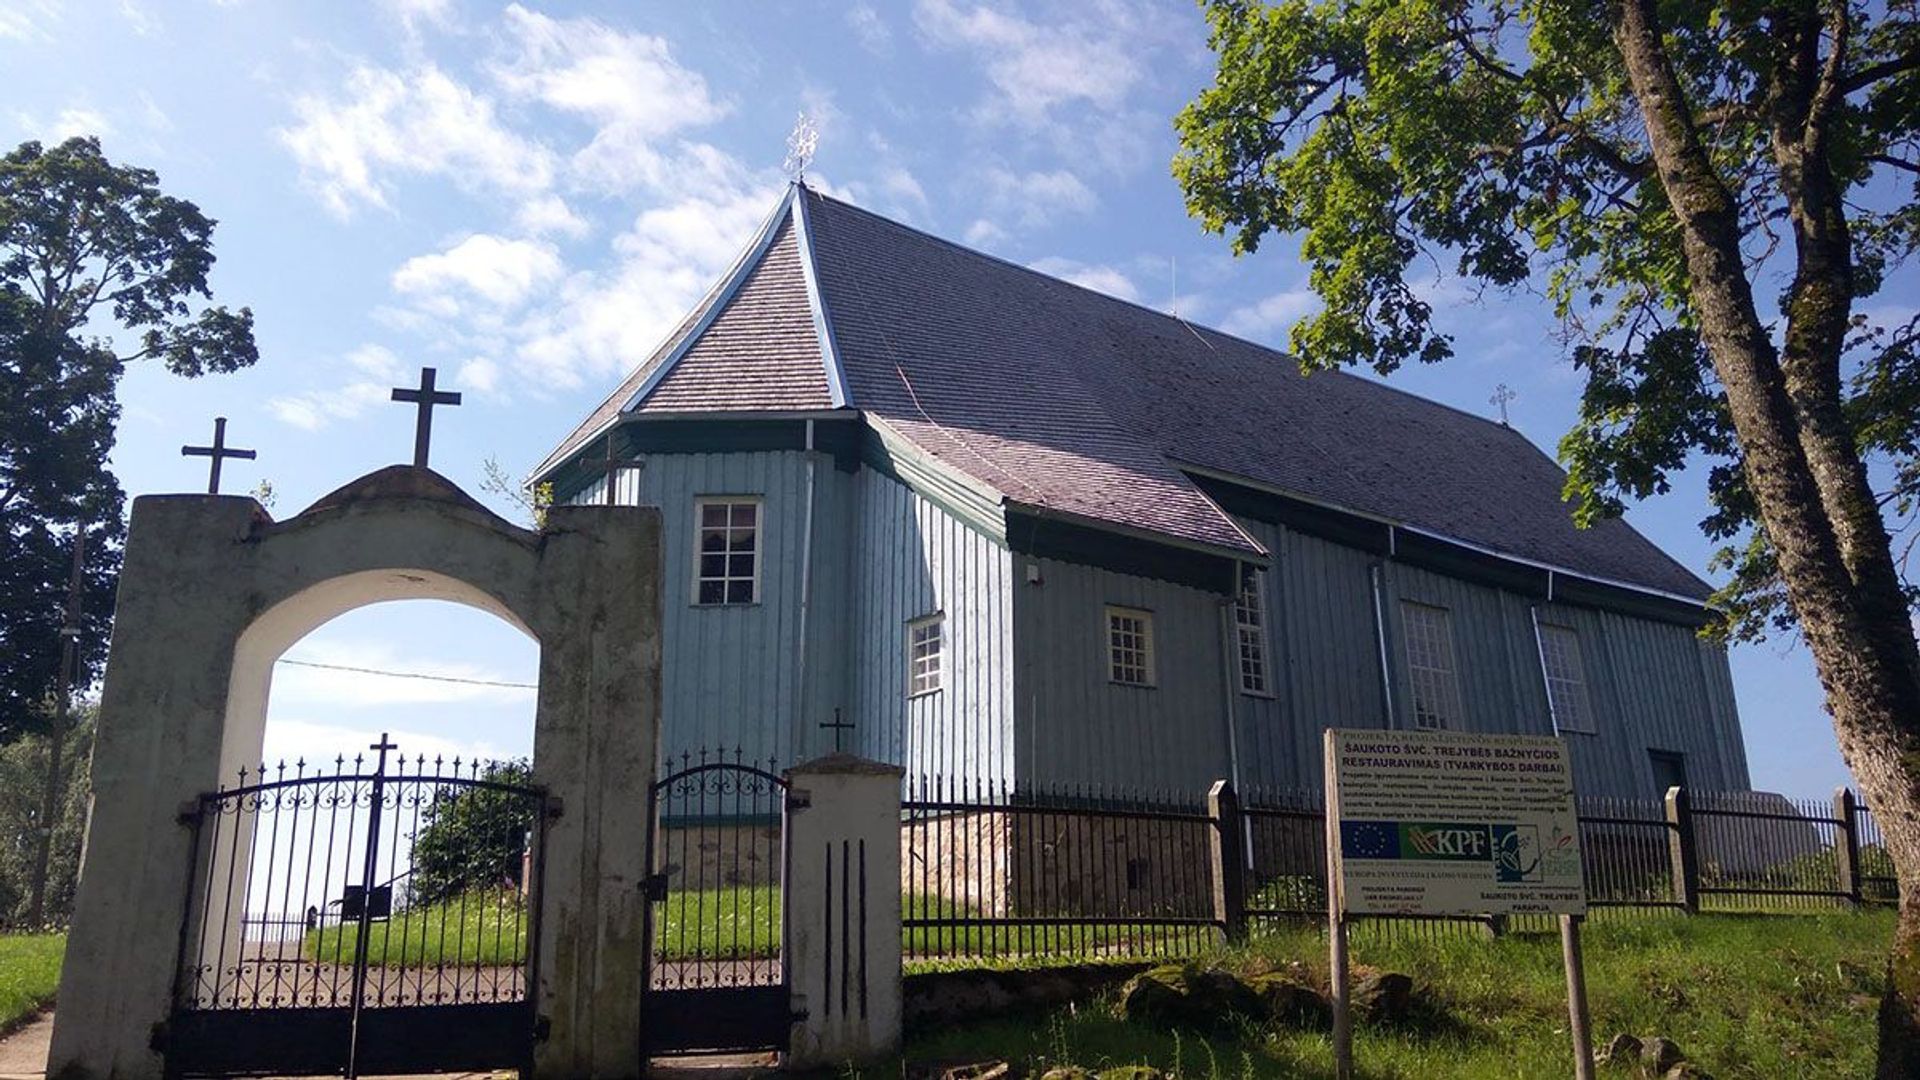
<box><xmin>1842</xmin><ymin>52</ymin><xmax>1920</xmax><ymax>95</ymax></box>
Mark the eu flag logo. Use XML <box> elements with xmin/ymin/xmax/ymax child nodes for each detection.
<box><xmin>1341</xmin><ymin>820</ymin><xmax>1401</xmax><ymax>859</ymax></box>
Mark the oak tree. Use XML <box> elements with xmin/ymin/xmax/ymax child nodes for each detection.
<box><xmin>1175</xmin><ymin>0</ymin><xmax>1920</xmax><ymax>1069</ymax></box>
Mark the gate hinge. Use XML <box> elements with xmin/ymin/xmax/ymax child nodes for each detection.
<box><xmin>533</xmin><ymin>1014</ymin><xmax>552</xmax><ymax>1042</ymax></box>
<box><xmin>790</xmin><ymin>1008</ymin><xmax>810</xmax><ymax>1023</ymax></box>
<box><xmin>786</xmin><ymin>790</ymin><xmax>812</xmax><ymax>811</ymax></box>
<box><xmin>642</xmin><ymin>872</ymin><xmax>669</xmax><ymax>902</ymax></box>
<box><xmin>149</xmin><ymin>1020</ymin><xmax>170</xmax><ymax>1053</ymax></box>
<box><xmin>177</xmin><ymin>799</ymin><xmax>201</xmax><ymax>826</ymax></box>
<box><xmin>545</xmin><ymin>795</ymin><xmax>565</xmax><ymax>820</ymax></box>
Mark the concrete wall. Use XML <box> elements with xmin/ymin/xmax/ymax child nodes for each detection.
<box><xmin>51</xmin><ymin>467</ymin><xmax>661</xmax><ymax>1080</ymax></box>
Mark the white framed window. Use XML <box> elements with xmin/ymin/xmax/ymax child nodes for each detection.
<box><xmin>693</xmin><ymin>497</ymin><xmax>761</xmax><ymax>605</ymax></box>
<box><xmin>1106</xmin><ymin>606</ymin><xmax>1155</xmax><ymax>687</ymax></box>
<box><xmin>907</xmin><ymin>614</ymin><xmax>944</xmax><ymax>697</ymax></box>
<box><xmin>1536</xmin><ymin>622</ymin><xmax>1595</xmax><ymax>734</ymax></box>
<box><xmin>1234</xmin><ymin>566</ymin><xmax>1272</xmax><ymax>696</ymax></box>
<box><xmin>1400</xmin><ymin>601</ymin><xmax>1461</xmax><ymax>729</ymax></box>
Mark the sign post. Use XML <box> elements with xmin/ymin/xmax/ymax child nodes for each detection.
<box><xmin>1323</xmin><ymin>728</ymin><xmax>1591</xmax><ymax>1079</ymax></box>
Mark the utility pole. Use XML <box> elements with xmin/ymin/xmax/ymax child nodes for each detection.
<box><xmin>26</xmin><ymin>528</ymin><xmax>86</xmax><ymax>927</ymax></box>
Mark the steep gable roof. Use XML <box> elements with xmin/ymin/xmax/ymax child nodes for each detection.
<box><xmin>537</xmin><ymin>184</ymin><xmax>1712</xmax><ymax>601</ymax></box>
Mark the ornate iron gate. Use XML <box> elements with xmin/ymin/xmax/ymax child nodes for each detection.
<box><xmin>166</xmin><ymin>737</ymin><xmax>551</xmax><ymax>1078</ymax></box>
<box><xmin>642</xmin><ymin>750</ymin><xmax>791</xmax><ymax>1055</ymax></box>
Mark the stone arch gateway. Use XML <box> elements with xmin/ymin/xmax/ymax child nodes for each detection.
<box><xmin>50</xmin><ymin>466</ymin><xmax>663</xmax><ymax>1080</ymax></box>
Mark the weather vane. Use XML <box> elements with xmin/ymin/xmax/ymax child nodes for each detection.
<box><xmin>1490</xmin><ymin>383</ymin><xmax>1517</xmax><ymax>425</ymax></box>
<box><xmin>783</xmin><ymin>111</ymin><xmax>819</xmax><ymax>181</ymax></box>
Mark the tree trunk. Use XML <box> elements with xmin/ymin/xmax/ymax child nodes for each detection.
<box><xmin>1612</xmin><ymin>2</ymin><xmax>1920</xmax><ymax>1074</ymax></box>
<box><xmin>24</xmin><ymin>718</ymin><xmax>65</xmax><ymax>926</ymax></box>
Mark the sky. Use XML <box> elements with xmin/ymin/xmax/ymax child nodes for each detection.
<box><xmin>2</xmin><ymin>0</ymin><xmax>1897</xmax><ymax>797</ymax></box>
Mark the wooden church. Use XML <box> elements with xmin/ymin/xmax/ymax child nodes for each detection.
<box><xmin>532</xmin><ymin>183</ymin><xmax>1750</xmax><ymax>800</ymax></box>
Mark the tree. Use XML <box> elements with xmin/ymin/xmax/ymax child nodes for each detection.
<box><xmin>1174</xmin><ymin>0</ymin><xmax>1920</xmax><ymax>1070</ymax></box>
<box><xmin>408</xmin><ymin>760</ymin><xmax>536</xmax><ymax>907</ymax></box>
<box><xmin>0</xmin><ymin>135</ymin><xmax>259</xmax><ymax>742</ymax></box>
<box><xmin>0</xmin><ymin>712</ymin><xmax>93</xmax><ymax>927</ymax></box>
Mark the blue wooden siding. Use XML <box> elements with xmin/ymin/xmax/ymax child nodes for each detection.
<box><xmin>847</xmin><ymin>469</ymin><xmax>1014</xmax><ymax>786</ymax></box>
<box><xmin>576</xmin><ymin>450</ymin><xmax>825</xmax><ymax>766</ymax></box>
<box><xmin>1012</xmin><ymin>556</ymin><xmax>1232</xmax><ymax>794</ymax></box>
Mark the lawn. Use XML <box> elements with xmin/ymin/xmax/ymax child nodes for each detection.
<box><xmin>0</xmin><ymin>933</ymin><xmax>64</xmax><ymax>1033</ymax></box>
<box><xmin>904</xmin><ymin>911</ymin><xmax>1895</xmax><ymax>1080</ymax></box>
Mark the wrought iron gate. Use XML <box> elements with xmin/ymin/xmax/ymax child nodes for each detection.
<box><xmin>642</xmin><ymin>750</ymin><xmax>791</xmax><ymax>1055</ymax></box>
<box><xmin>166</xmin><ymin>737</ymin><xmax>551</xmax><ymax>1078</ymax></box>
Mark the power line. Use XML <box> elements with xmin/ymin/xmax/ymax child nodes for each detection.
<box><xmin>275</xmin><ymin>657</ymin><xmax>537</xmax><ymax>690</ymax></box>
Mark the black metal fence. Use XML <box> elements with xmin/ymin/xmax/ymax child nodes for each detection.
<box><xmin>901</xmin><ymin>777</ymin><xmax>1218</xmax><ymax>962</ymax></box>
<box><xmin>898</xmin><ymin>778</ymin><xmax>1895</xmax><ymax>963</ymax></box>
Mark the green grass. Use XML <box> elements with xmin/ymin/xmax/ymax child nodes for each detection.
<box><xmin>901</xmin><ymin>911</ymin><xmax>1894</xmax><ymax>1080</ymax></box>
<box><xmin>306</xmin><ymin>890</ymin><xmax>529</xmax><ymax>967</ymax></box>
<box><xmin>0</xmin><ymin>933</ymin><xmax>64</xmax><ymax>1033</ymax></box>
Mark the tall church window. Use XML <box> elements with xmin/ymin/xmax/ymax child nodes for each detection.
<box><xmin>1235</xmin><ymin>566</ymin><xmax>1271</xmax><ymax>696</ymax></box>
<box><xmin>1400</xmin><ymin>601</ymin><xmax>1460</xmax><ymax>729</ymax></box>
<box><xmin>908</xmin><ymin>614</ymin><xmax>944</xmax><ymax>697</ymax></box>
<box><xmin>693</xmin><ymin>497</ymin><xmax>761</xmax><ymax>605</ymax></box>
<box><xmin>1107</xmin><ymin>606</ymin><xmax>1156</xmax><ymax>687</ymax></box>
<box><xmin>1536</xmin><ymin>622</ymin><xmax>1595</xmax><ymax>734</ymax></box>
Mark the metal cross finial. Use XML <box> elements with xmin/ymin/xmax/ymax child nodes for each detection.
<box><xmin>783</xmin><ymin>111</ymin><xmax>819</xmax><ymax>180</ymax></box>
<box><xmin>1491</xmin><ymin>383</ymin><xmax>1517</xmax><ymax>425</ymax></box>
<box><xmin>391</xmin><ymin>367</ymin><xmax>462</xmax><ymax>469</ymax></box>
<box><xmin>369</xmin><ymin>733</ymin><xmax>398</xmax><ymax>772</ymax></box>
<box><xmin>578</xmin><ymin>431</ymin><xmax>644</xmax><ymax>507</ymax></box>
<box><xmin>181</xmin><ymin>416</ymin><xmax>257</xmax><ymax>494</ymax></box>
<box><xmin>819</xmin><ymin>708</ymin><xmax>855</xmax><ymax>753</ymax></box>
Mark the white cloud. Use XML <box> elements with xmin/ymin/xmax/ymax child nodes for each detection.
<box><xmin>267</xmin><ymin>344</ymin><xmax>407</xmax><ymax>431</ymax></box>
<box><xmin>15</xmin><ymin>106</ymin><xmax>114</xmax><ymax>143</ymax></box>
<box><xmin>385</xmin><ymin>0</ymin><xmax>454</xmax><ymax>31</ymax></box>
<box><xmin>279</xmin><ymin>64</ymin><xmax>555</xmax><ymax>218</ymax></box>
<box><xmin>515</xmin><ymin>194</ymin><xmax>589</xmax><ymax>238</ymax></box>
<box><xmin>493</xmin><ymin>3</ymin><xmax>727</xmax><ymax>190</ymax></box>
<box><xmin>514</xmin><ymin>185</ymin><xmax>777</xmax><ymax>388</ymax></box>
<box><xmin>847</xmin><ymin>3</ymin><xmax>892</xmax><ymax>55</ymax></box>
<box><xmin>392</xmin><ymin>234</ymin><xmax>563</xmax><ymax>309</ymax></box>
<box><xmin>913</xmin><ymin>0</ymin><xmax>1145</xmax><ymax>124</ymax></box>
<box><xmin>1029</xmin><ymin>257</ymin><xmax>1139</xmax><ymax>302</ymax></box>
<box><xmin>964</xmin><ymin>218</ymin><xmax>1008</xmax><ymax>248</ymax></box>
<box><xmin>1223</xmin><ymin>288</ymin><xmax>1321</xmax><ymax>340</ymax></box>
<box><xmin>0</xmin><ymin>1</ymin><xmax>60</xmax><ymax>40</ymax></box>
<box><xmin>117</xmin><ymin>0</ymin><xmax>158</xmax><ymax>36</ymax></box>
<box><xmin>983</xmin><ymin>166</ymin><xmax>1096</xmax><ymax>226</ymax></box>
<box><xmin>457</xmin><ymin>355</ymin><xmax>503</xmax><ymax>395</ymax></box>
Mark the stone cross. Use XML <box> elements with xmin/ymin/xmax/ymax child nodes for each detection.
<box><xmin>578</xmin><ymin>432</ymin><xmax>644</xmax><ymax>506</ymax></box>
<box><xmin>1490</xmin><ymin>383</ymin><xmax>1517</xmax><ymax>425</ymax></box>
<box><xmin>181</xmin><ymin>417</ymin><xmax>256</xmax><ymax>495</ymax></box>
<box><xmin>391</xmin><ymin>367</ymin><xmax>462</xmax><ymax>469</ymax></box>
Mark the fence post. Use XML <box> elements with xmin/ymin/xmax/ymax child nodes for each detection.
<box><xmin>1208</xmin><ymin>780</ymin><xmax>1248</xmax><ymax>942</ymax></box>
<box><xmin>1665</xmin><ymin>786</ymin><xmax>1700</xmax><ymax>914</ymax></box>
<box><xmin>1835</xmin><ymin>786</ymin><xmax>1863</xmax><ymax>909</ymax></box>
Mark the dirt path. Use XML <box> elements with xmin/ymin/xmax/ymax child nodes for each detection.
<box><xmin>0</xmin><ymin>1010</ymin><xmax>51</xmax><ymax>1080</ymax></box>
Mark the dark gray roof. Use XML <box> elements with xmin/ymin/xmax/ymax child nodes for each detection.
<box><xmin>539</xmin><ymin>185</ymin><xmax>1711</xmax><ymax>601</ymax></box>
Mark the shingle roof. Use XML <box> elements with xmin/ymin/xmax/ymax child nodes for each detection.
<box><xmin>537</xmin><ymin>184</ymin><xmax>1711</xmax><ymax>601</ymax></box>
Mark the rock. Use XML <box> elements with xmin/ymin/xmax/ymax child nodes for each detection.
<box><xmin>1662</xmin><ymin>1065</ymin><xmax>1713</xmax><ymax>1080</ymax></box>
<box><xmin>1350</xmin><ymin>970</ymin><xmax>1416</xmax><ymax>1026</ymax></box>
<box><xmin>1095</xmin><ymin>1068</ymin><xmax>1165</xmax><ymax>1080</ymax></box>
<box><xmin>939</xmin><ymin>1063</ymin><xmax>1012</xmax><ymax>1080</ymax></box>
<box><xmin>1247</xmin><ymin>972</ymin><xmax>1330</xmax><ymax>1030</ymax></box>
<box><xmin>1038</xmin><ymin>1068</ymin><xmax>1092</xmax><ymax>1080</ymax></box>
<box><xmin>1641</xmin><ymin>1037</ymin><xmax>1687</xmax><ymax>1075</ymax></box>
<box><xmin>1595</xmin><ymin>1033</ymin><xmax>1641</xmax><ymax>1067</ymax></box>
<box><xmin>1118</xmin><ymin>964</ymin><xmax>1262</xmax><ymax>1031</ymax></box>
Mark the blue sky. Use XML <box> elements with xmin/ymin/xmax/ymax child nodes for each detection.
<box><xmin>3</xmin><ymin>0</ymin><xmax>1887</xmax><ymax>796</ymax></box>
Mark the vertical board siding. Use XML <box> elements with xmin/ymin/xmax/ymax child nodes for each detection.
<box><xmin>1014</xmin><ymin>557</ymin><xmax>1231</xmax><ymax>794</ymax></box>
<box><xmin>575</xmin><ymin>451</ymin><xmax>818</xmax><ymax>766</ymax></box>
<box><xmin>847</xmin><ymin>469</ymin><xmax>1014</xmax><ymax>786</ymax></box>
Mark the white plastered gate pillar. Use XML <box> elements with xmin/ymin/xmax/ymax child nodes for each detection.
<box><xmin>48</xmin><ymin>466</ymin><xmax>662</xmax><ymax>1080</ymax></box>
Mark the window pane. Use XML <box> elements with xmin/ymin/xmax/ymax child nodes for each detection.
<box><xmin>733</xmin><ymin>529</ymin><xmax>756</xmax><ymax>553</ymax></box>
<box><xmin>729</xmin><ymin>553</ymin><xmax>755</xmax><ymax>577</ymax></box>
<box><xmin>730</xmin><ymin>504</ymin><xmax>757</xmax><ymax>527</ymax></box>
<box><xmin>701</xmin><ymin>503</ymin><xmax>728</xmax><ymax>527</ymax></box>
<box><xmin>697</xmin><ymin>580</ymin><xmax>725</xmax><ymax>604</ymax></box>
<box><xmin>700</xmin><ymin>553</ymin><xmax>727</xmax><ymax>578</ymax></box>
<box><xmin>727</xmin><ymin>580</ymin><xmax>754</xmax><ymax>604</ymax></box>
<box><xmin>700</xmin><ymin>529</ymin><xmax>727</xmax><ymax>553</ymax></box>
